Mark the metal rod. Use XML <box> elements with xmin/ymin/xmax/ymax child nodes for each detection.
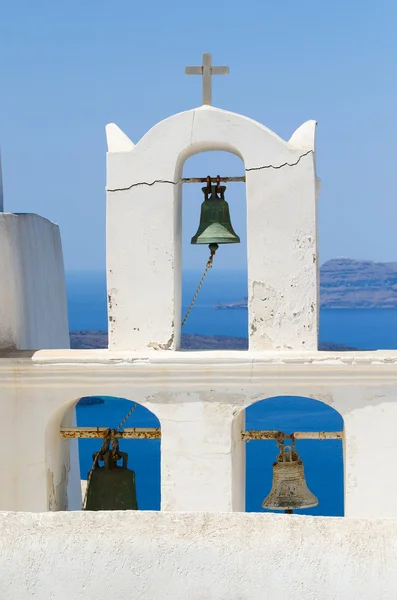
<box><xmin>181</xmin><ymin>176</ymin><xmax>245</xmax><ymax>184</ymax></box>
<box><xmin>293</xmin><ymin>431</ymin><xmax>343</xmax><ymax>440</ymax></box>
<box><xmin>60</xmin><ymin>427</ymin><xmax>161</xmax><ymax>439</ymax></box>
<box><xmin>241</xmin><ymin>430</ymin><xmax>343</xmax><ymax>441</ymax></box>
<box><xmin>60</xmin><ymin>427</ymin><xmax>343</xmax><ymax>441</ymax></box>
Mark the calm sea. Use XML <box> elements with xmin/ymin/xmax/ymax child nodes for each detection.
<box><xmin>67</xmin><ymin>270</ymin><xmax>397</xmax><ymax>516</ymax></box>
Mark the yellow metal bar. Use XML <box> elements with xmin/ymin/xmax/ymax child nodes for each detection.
<box><xmin>241</xmin><ymin>430</ymin><xmax>343</xmax><ymax>441</ymax></box>
<box><xmin>60</xmin><ymin>427</ymin><xmax>161</xmax><ymax>439</ymax></box>
<box><xmin>293</xmin><ymin>431</ymin><xmax>343</xmax><ymax>440</ymax></box>
<box><xmin>60</xmin><ymin>427</ymin><xmax>342</xmax><ymax>441</ymax></box>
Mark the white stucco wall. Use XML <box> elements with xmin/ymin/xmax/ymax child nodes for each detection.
<box><xmin>1</xmin><ymin>510</ymin><xmax>396</xmax><ymax>600</ymax></box>
<box><xmin>0</xmin><ymin>214</ymin><xmax>80</xmax><ymax>510</ymax></box>
<box><xmin>0</xmin><ymin>213</ymin><xmax>69</xmax><ymax>350</ymax></box>
<box><xmin>106</xmin><ymin>107</ymin><xmax>318</xmax><ymax>351</ymax></box>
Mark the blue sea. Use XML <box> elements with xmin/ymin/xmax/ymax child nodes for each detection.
<box><xmin>67</xmin><ymin>270</ymin><xmax>397</xmax><ymax>516</ymax></box>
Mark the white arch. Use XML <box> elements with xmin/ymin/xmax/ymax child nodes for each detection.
<box><xmin>45</xmin><ymin>394</ymin><xmax>162</xmax><ymax>511</ymax></box>
<box><xmin>236</xmin><ymin>393</ymin><xmax>345</xmax><ymax>515</ymax></box>
<box><xmin>106</xmin><ymin>106</ymin><xmax>318</xmax><ymax>352</ymax></box>
<box><xmin>237</xmin><ymin>391</ymin><xmax>342</xmax><ymax>415</ymax></box>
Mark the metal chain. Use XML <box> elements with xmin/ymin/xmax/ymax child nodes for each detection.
<box><xmin>115</xmin><ymin>402</ymin><xmax>138</xmax><ymax>432</ymax></box>
<box><xmin>181</xmin><ymin>245</ymin><xmax>217</xmax><ymax>328</ymax></box>
<box><xmin>82</xmin><ymin>246</ymin><xmax>218</xmax><ymax>509</ymax></box>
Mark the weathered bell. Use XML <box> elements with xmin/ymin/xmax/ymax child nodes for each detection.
<box><xmin>262</xmin><ymin>444</ymin><xmax>318</xmax><ymax>511</ymax></box>
<box><xmin>85</xmin><ymin>449</ymin><xmax>138</xmax><ymax>511</ymax></box>
<box><xmin>191</xmin><ymin>182</ymin><xmax>240</xmax><ymax>245</ymax></box>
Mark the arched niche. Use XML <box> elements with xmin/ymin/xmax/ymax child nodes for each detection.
<box><xmin>243</xmin><ymin>395</ymin><xmax>344</xmax><ymax>516</ymax></box>
<box><xmin>180</xmin><ymin>150</ymin><xmax>248</xmax><ymax>348</ymax></box>
<box><xmin>45</xmin><ymin>396</ymin><xmax>161</xmax><ymax>511</ymax></box>
<box><xmin>106</xmin><ymin>106</ymin><xmax>318</xmax><ymax>352</ymax></box>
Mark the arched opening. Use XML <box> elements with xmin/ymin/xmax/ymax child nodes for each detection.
<box><xmin>46</xmin><ymin>396</ymin><xmax>161</xmax><ymax>511</ymax></box>
<box><xmin>244</xmin><ymin>396</ymin><xmax>344</xmax><ymax>516</ymax></box>
<box><xmin>180</xmin><ymin>151</ymin><xmax>248</xmax><ymax>350</ymax></box>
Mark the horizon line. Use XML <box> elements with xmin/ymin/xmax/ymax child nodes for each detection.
<box><xmin>64</xmin><ymin>257</ymin><xmax>395</xmax><ymax>275</ymax></box>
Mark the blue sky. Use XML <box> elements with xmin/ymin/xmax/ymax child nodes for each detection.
<box><xmin>0</xmin><ymin>0</ymin><xmax>396</xmax><ymax>272</ymax></box>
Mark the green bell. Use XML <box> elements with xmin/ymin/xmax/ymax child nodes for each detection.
<box><xmin>191</xmin><ymin>181</ymin><xmax>240</xmax><ymax>245</ymax></box>
<box><xmin>85</xmin><ymin>449</ymin><xmax>138</xmax><ymax>511</ymax></box>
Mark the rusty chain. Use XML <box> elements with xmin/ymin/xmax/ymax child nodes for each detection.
<box><xmin>82</xmin><ymin>242</ymin><xmax>218</xmax><ymax>508</ymax></box>
<box><xmin>181</xmin><ymin>244</ymin><xmax>218</xmax><ymax>328</ymax></box>
<box><xmin>115</xmin><ymin>402</ymin><xmax>138</xmax><ymax>432</ymax></box>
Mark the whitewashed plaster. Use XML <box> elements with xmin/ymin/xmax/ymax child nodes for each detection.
<box><xmin>1</xmin><ymin>348</ymin><xmax>397</xmax><ymax>517</ymax></box>
<box><xmin>1</xmin><ymin>510</ymin><xmax>397</xmax><ymax>600</ymax></box>
<box><xmin>0</xmin><ymin>213</ymin><xmax>80</xmax><ymax>511</ymax></box>
<box><xmin>0</xmin><ymin>213</ymin><xmax>70</xmax><ymax>350</ymax></box>
<box><xmin>106</xmin><ymin>107</ymin><xmax>318</xmax><ymax>352</ymax></box>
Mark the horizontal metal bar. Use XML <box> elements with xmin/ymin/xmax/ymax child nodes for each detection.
<box><xmin>60</xmin><ymin>427</ymin><xmax>343</xmax><ymax>442</ymax></box>
<box><xmin>60</xmin><ymin>427</ymin><xmax>161</xmax><ymax>439</ymax></box>
<box><xmin>181</xmin><ymin>176</ymin><xmax>245</xmax><ymax>184</ymax></box>
<box><xmin>293</xmin><ymin>431</ymin><xmax>343</xmax><ymax>440</ymax></box>
<box><xmin>242</xmin><ymin>430</ymin><xmax>343</xmax><ymax>441</ymax></box>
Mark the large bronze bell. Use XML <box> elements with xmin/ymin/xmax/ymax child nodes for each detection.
<box><xmin>262</xmin><ymin>442</ymin><xmax>318</xmax><ymax>512</ymax></box>
<box><xmin>191</xmin><ymin>179</ymin><xmax>240</xmax><ymax>246</ymax></box>
<box><xmin>85</xmin><ymin>449</ymin><xmax>138</xmax><ymax>511</ymax></box>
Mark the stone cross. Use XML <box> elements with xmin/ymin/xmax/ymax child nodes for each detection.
<box><xmin>185</xmin><ymin>53</ymin><xmax>229</xmax><ymax>106</ymax></box>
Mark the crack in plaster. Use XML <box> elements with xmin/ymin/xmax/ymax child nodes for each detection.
<box><xmin>106</xmin><ymin>150</ymin><xmax>313</xmax><ymax>193</ymax></box>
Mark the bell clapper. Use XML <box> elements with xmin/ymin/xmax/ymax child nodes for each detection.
<box><xmin>208</xmin><ymin>243</ymin><xmax>219</xmax><ymax>258</ymax></box>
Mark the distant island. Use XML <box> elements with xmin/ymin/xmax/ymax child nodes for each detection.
<box><xmin>70</xmin><ymin>331</ymin><xmax>357</xmax><ymax>351</ymax></box>
<box><xmin>71</xmin><ymin>258</ymin><xmax>397</xmax><ymax>350</ymax></box>
<box><xmin>215</xmin><ymin>298</ymin><xmax>247</xmax><ymax>310</ymax></box>
<box><xmin>215</xmin><ymin>259</ymin><xmax>397</xmax><ymax>310</ymax></box>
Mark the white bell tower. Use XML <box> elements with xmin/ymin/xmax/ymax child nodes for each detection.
<box><xmin>106</xmin><ymin>55</ymin><xmax>319</xmax><ymax>352</ymax></box>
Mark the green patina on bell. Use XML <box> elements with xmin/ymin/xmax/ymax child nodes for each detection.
<box><xmin>85</xmin><ymin>449</ymin><xmax>138</xmax><ymax>511</ymax></box>
<box><xmin>191</xmin><ymin>181</ymin><xmax>240</xmax><ymax>245</ymax></box>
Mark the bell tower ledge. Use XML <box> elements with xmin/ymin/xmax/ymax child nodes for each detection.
<box><xmin>2</xmin><ymin>347</ymin><xmax>397</xmax><ymax>386</ymax></box>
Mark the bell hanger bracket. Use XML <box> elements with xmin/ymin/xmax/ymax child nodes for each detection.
<box><xmin>181</xmin><ymin>175</ymin><xmax>245</xmax><ymax>184</ymax></box>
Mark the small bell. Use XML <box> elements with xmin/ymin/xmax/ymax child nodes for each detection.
<box><xmin>85</xmin><ymin>449</ymin><xmax>138</xmax><ymax>511</ymax></box>
<box><xmin>262</xmin><ymin>442</ymin><xmax>318</xmax><ymax>512</ymax></box>
<box><xmin>191</xmin><ymin>178</ymin><xmax>240</xmax><ymax>246</ymax></box>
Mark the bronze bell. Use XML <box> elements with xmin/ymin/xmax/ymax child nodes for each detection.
<box><xmin>191</xmin><ymin>178</ymin><xmax>240</xmax><ymax>246</ymax></box>
<box><xmin>262</xmin><ymin>442</ymin><xmax>318</xmax><ymax>512</ymax></box>
<box><xmin>85</xmin><ymin>449</ymin><xmax>138</xmax><ymax>511</ymax></box>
